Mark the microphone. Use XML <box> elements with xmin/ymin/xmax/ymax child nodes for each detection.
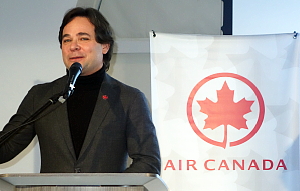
<box><xmin>62</xmin><ymin>62</ymin><xmax>82</xmax><ymax>99</ymax></box>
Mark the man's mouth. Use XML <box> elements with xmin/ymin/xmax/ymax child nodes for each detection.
<box><xmin>70</xmin><ymin>56</ymin><xmax>84</xmax><ymax>61</ymax></box>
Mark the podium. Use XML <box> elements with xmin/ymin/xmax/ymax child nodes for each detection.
<box><xmin>0</xmin><ymin>173</ymin><xmax>168</xmax><ymax>191</ymax></box>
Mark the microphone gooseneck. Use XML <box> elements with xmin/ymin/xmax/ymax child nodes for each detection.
<box><xmin>63</xmin><ymin>62</ymin><xmax>82</xmax><ymax>99</ymax></box>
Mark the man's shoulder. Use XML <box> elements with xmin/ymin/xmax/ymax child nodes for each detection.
<box><xmin>104</xmin><ymin>74</ymin><xmax>141</xmax><ymax>93</ymax></box>
<box><xmin>34</xmin><ymin>75</ymin><xmax>67</xmax><ymax>87</ymax></box>
<box><xmin>29</xmin><ymin>75</ymin><xmax>67</xmax><ymax>95</ymax></box>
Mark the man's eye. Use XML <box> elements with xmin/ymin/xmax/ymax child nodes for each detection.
<box><xmin>63</xmin><ymin>39</ymin><xmax>71</xmax><ymax>43</ymax></box>
<box><xmin>80</xmin><ymin>37</ymin><xmax>90</xmax><ymax>41</ymax></box>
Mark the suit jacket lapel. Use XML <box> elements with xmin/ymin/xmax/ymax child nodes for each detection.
<box><xmin>51</xmin><ymin>76</ymin><xmax>77</xmax><ymax>160</ymax></box>
<box><xmin>79</xmin><ymin>73</ymin><xmax>118</xmax><ymax>159</ymax></box>
<box><xmin>55</xmin><ymin>102</ymin><xmax>77</xmax><ymax>160</ymax></box>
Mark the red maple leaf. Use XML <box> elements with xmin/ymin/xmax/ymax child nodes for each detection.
<box><xmin>197</xmin><ymin>81</ymin><xmax>254</xmax><ymax>148</ymax></box>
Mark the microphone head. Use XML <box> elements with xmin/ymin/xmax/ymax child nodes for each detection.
<box><xmin>69</xmin><ymin>62</ymin><xmax>82</xmax><ymax>72</ymax></box>
<box><xmin>62</xmin><ymin>62</ymin><xmax>83</xmax><ymax>99</ymax></box>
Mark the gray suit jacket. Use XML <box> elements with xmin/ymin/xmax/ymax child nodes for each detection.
<box><xmin>0</xmin><ymin>73</ymin><xmax>161</xmax><ymax>174</ymax></box>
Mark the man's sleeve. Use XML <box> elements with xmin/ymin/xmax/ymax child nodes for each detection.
<box><xmin>124</xmin><ymin>91</ymin><xmax>161</xmax><ymax>174</ymax></box>
<box><xmin>0</xmin><ymin>87</ymin><xmax>36</xmax><ymax>163</ymax></box>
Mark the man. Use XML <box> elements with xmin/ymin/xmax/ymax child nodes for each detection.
<box><xmin>0</xmin><ymin>7</ymin><xmax>161</xmax><ymax>174</ymax></box>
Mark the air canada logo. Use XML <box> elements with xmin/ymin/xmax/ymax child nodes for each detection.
<box><xmin>187</xmin><ymin>73</ymin><xmax>265</xmax><ymax>148</ymax></box>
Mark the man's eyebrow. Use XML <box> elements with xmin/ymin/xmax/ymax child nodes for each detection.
<box><xmin>62</xmin><ymin>32</ymin><xmax>91</xmax><ymax>39</ymax></box>
<box><xmin>62</xmin><ymin>34</ymin><xmax>70</xmax><ymax>39</ymax></box>
<box><xmin>78</xmin><ymin>32</ymin><xmax>91</xmax><ymax>37</ymax></box>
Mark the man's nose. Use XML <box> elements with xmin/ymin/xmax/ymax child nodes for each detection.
<box><xmin>70</xmin><ymin>40</ymin><xmax>80</xmax><ymax>51</ymax></box>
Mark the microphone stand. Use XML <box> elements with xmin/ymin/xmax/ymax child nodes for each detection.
<box><xmin>0</xmin><ymin>93</ymin><xmax>66</xmax><ymax>146</ymax></box>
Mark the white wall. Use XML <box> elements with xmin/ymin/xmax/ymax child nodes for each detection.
<box><xmin>233</xmin><ymin>0</ymin><xmax>300</xmax><ymax>35</ymax></box>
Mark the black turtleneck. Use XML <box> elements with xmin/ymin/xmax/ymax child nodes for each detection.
<box><xmin>67</xmin><ymin>67</ymin><xmax>105</xmax><ymax>159</ymax></box>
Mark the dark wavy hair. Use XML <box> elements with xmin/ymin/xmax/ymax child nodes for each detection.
<box><xmin>58</xmin><ymin>7</ymin><xmax>114</xmax><ymax>71</ymax></box>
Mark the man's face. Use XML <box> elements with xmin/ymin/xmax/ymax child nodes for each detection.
<box><xmin>61</xmin><ymin>17</ymin><xmax>109</xmax><ymax>76</ymax></box>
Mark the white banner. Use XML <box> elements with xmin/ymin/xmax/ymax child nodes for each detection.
<box><xmin>150</xmin><ymin>32</ymin><xmax>300</xmax><ymax>191</ymax></box>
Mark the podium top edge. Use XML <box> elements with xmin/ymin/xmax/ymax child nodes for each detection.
<box><xmin>0</xmin><ymin>173</ymin><xmax>168</xmax><ymax>190</ymax></box>
<box><xmin>0</xmin><ymin>173</ymin><xmax>159</xmax><ymax>178</ymax></box>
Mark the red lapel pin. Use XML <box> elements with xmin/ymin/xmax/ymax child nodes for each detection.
<box><xmin>102</xmin><ymin>95</ymin><xmax>108</xmax><ymax>100</ymax></box>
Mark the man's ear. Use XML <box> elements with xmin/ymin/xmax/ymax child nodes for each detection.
<box><xmin>102</xmin><ymin>44</ymin><xmax>110</xmax><ymax>54</ymax></box>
